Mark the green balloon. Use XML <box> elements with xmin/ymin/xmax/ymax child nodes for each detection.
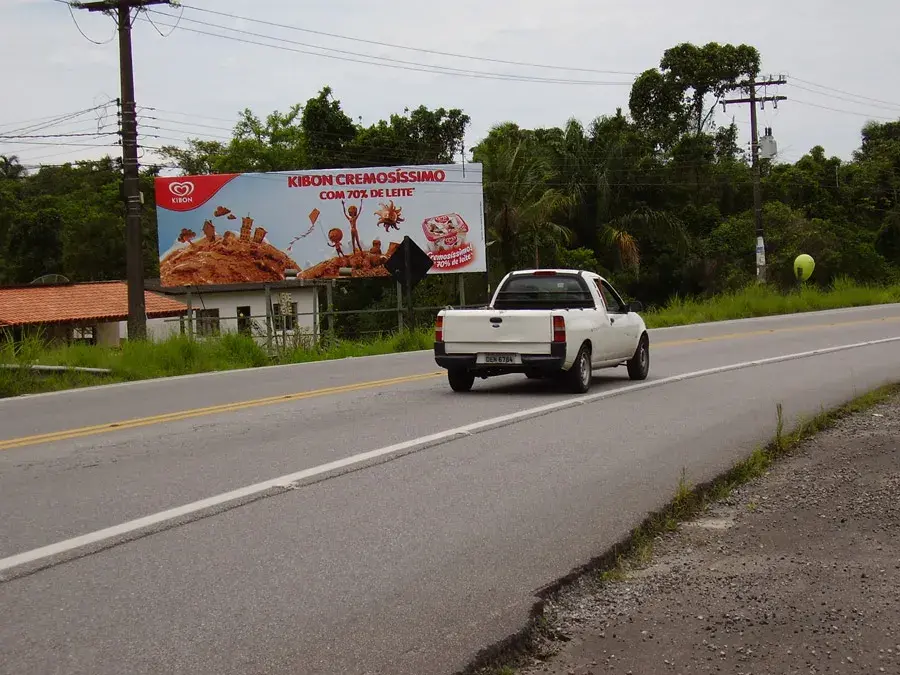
<box><xmin>794</xmin><ymin>254</ymin><xmax>815</xmax><ymax>281</ymax></box>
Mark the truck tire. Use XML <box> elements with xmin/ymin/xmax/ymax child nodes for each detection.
<box><xmin>448</xmin><ymin>368</ymin><xmax>475</xmax><ymax>392</ymax></box>
<box><xmin>566</xmin><ymin>344</ymin><xmax>592</xmax><ymax>394</ymax></box>
<box><xmin>627</xmin><ymin>333</ymin><xmax>650</xmax><ymax>381</ymax></box>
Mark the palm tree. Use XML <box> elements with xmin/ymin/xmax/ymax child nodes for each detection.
<box><xmin>0</xmin><ymin>155</ymin><xmax>25</xmax><ymax>179</ymax></box>
<box><xmin>601</xmin><ymin>206</ymin><xmax>688</xmax><ymax>270</ymax></box>
<box><xmin>477</xmin><ymin>128</ymin><xmax>573</xmax><ymax>273</ymax></box>
<box><xmin>552</xmin><ymin>115</ymin><xmax>688</xmax><ymax>273</ymax></box>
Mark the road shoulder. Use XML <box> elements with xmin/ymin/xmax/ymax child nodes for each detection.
<box><xmin>513</xmin><ymin>394</ymin><xmax>900</xmax><ymax>675</ymax></box>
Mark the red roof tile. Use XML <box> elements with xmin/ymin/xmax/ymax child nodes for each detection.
<box><xmin>0</xmin><ymin>281</ymin><xmax>187</xmax><ymax>327</ymax></box>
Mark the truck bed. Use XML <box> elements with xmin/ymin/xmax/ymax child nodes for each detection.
<box><xmin>439</xmin><ymin>309</ymin><xmax>555</xmax><ymax>357</ymax></box>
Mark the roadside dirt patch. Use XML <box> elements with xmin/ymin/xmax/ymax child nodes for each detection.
<box><xmin>518</xmin><ymin>398</ymin><xmax>900</xmax><ymax>675</ymax></box>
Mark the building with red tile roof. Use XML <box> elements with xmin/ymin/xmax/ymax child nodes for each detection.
<box><xmin>0</xmin><ymin>281</ymin><xmax>187</xmax><ymax>345</ymax></box>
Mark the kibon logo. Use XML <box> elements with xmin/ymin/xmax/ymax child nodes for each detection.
<box><xmin>169</xmin><ymin>181</ymin><xmax>195</xmax><ymax>203</ymax></box>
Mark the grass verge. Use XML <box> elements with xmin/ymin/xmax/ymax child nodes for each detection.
<box><xmin>0</xmin><ymin>329</ymin><xmax>434</xmax><ymax>398</ymax></box>
<box><xmin>642</xmin><ymin>276</ymin><xmax>900</xmax><ymax>328</ymax></box>
<box><xmin>2</xmin><ymin>277</ymin><xmax>898</xmax><ymax>398</ymax></box>
<box><xmin>459</xmin><ymin>382</ymin><xmax>900</xmax><ymax>675</ymax></box>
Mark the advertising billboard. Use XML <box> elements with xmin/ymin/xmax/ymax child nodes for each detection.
<box><xmin>154</xmin><ymin>163</ymin><xmax>485</xmax><ymax>287</ymax></box>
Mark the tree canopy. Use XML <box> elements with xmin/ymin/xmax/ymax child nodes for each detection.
<box><xmin>2</xmin><ymin>44</ymin><xmax>898</xmax><ymax>331</ymax></box>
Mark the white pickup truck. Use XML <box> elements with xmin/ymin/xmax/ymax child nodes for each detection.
<box><xmin>433</xmin><ymin>269</ymin><xmax>649</xmax><ymax>393</ymax></box>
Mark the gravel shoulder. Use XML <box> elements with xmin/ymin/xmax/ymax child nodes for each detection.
<box><xmin>515</xmin><ymin>395</ymin><xmax>900</xmax><ymax>675</ymax></box>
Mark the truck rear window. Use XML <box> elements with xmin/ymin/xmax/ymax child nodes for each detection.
<box><xmin>493</xmin><ymin>274</ymin><xmax>595</xmax><ymax>310</ymax></box>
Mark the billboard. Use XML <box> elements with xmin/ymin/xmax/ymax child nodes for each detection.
<box><xmin>154</xmin><ymin>163</ymin><xmax>485</xmax><ymax>287</ymax></box>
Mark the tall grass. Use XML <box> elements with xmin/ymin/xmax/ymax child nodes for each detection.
<box><xmin>0</xmin><ymin>329</ymin><xmax>435</xmax><ymax>397</ymax></box>
<box><xmin>643</xmin><ymin>277</ymin><xmax>900</xmax><ymax>328</ymax></box>
<box><xmin>2</xmin><ymin>278</ymin><xmax>899</xmax><ymax>397</ymax></box>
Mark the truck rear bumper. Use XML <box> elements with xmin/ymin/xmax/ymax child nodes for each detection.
<box><xmin>434</xmin><ymin>342</ymin><xmax>567</xmax><ymax>374</ymax></box>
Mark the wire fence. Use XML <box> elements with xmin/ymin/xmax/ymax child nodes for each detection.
<box><xmin>162</xmin><ymin>301</ymin><xmax>488</xmax><ymax>353</ymax></box>
<box><xmin>163</xmin><ymin>276</ymin><xmax>494</xmax><ymax>352</ymax></box>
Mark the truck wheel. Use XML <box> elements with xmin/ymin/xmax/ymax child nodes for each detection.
<box><xmin>627</xmin><ymin>333</ymin><xmax>650</xmax><ymax>381</ymax></box>
<box><xmin>448</xmin><ymin>368</ymin><xmax>475</xmax><ymax>392</ymax></box>
<box><xmin>566</xmin><ymin>344</ymin><xmax>592</xmax><ymax>394</ymax></box>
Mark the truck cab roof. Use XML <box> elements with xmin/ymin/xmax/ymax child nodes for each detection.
<box><xmin>505</xmin><ymin>268</ymin><xmax>607</xmax><ymax>283</ymax></box>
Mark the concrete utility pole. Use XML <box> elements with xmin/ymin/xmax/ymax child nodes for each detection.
<box><xmin>73</xmin><ymin>0</ymin><xmax>174</xmax><ymax>340</ymax></box>
<box><xmin>722</xmin><ymin>77</ymin><xmax>787</xmax><ymax>284</ymax></box>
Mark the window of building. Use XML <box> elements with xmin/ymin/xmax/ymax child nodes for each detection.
<box><xmin>236</xmin><ymin>305</ymin><xmax>252</xmax><ymax>335</ymax></box>
<box><xmin>73</xmin><ymin>326</ymin><xmax>95</xmax><ymax>345</ymax></box>
<box><xmin>195</xmin><ymin>308</ymin><xmax>220</xmax><ymax>336</ymax></box>
<box><xmin>273</xmin><ymin>302</ymin><xmax>298</xmax><ymax>332</ymax></box>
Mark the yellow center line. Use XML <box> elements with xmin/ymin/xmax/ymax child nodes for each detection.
<box><xmin>654</xmin><ymin>315</ymin><xmax>900</xmax><ymax>348</ymax></box>
<box><xmin>0</xmin><ymin>372</ymin><xmax>442</xmax><ymax>451</ymax></box>
<box><xmin>2</xmin><ymin>314</ymin><xmax>898</xmax><ymax>451</ymax></box>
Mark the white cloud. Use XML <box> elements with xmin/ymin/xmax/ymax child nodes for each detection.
<box><xmin>1</xmin><ymin>0</ymin><xmax>897</xmax><ymax>169</ymax></box>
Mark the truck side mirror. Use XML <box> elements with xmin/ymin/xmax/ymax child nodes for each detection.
<box><xmin>627</xmin><ymin>301</ymin><xmax>643</xmax><ymax>313</ymax></box>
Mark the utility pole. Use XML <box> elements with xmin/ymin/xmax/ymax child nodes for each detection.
<box><xmin>722</xmin><ymin>76</ymin><xmax>787</xmax><ymax>284</ymax></box>
<box><xmin>73</xmin><ymin>0</ymin><xmax>174</xmax><ymax>339</ymax></box>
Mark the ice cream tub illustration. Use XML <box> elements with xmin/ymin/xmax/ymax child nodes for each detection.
<box><xmin>421</xmin><ymin>213</ymin><xmax>476</xmax><ymax>270</ymax></box>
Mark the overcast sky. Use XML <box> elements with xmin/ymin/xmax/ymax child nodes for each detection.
<box><xmin>2</xmin><ymin>0</ymin><xmax>898</xmax><ymax>173</ymax></box>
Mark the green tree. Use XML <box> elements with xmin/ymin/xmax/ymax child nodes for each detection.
<box><xmin>159</xmin><ymin>106</ymin><xmax>306</xmax><ymax>174</ymax></box>
<box><xmin>4</xmin><ymin>198</ymin><xmax>64</xmax><ymax>282</ymax></box>
<box><xmin>301</xmin><ymin>86</ymin><xmax>357</xmax><ymax>169</ymax></box>
<box><xmin>0</xmin><ymin>155</ymin><xmax>25</xmax><ymax>179</ymax></box>
<box><xmin>349</xmin><ymin>105</ymin><xmax>470</xmax><ymax>166</ymax></box>
<box><xmin>629</xmin><ymin>42</ymin><xmax>760</xmax><ymax>147</ymax></box>
<box><xmin>473</xmin><ymin>126</ymin><xmax>572</xmax><ymax>277</ymax></box>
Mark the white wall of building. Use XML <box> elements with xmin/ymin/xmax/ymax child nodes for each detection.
<box><xmin>119</xmin><ymin>287</ymin><xmax>319</xmax><ymax>344</ymax></box>
<box><xmin>95</xmin><ymin>321</ymin><xmax>121</xmax><ymax>346</ymax></box>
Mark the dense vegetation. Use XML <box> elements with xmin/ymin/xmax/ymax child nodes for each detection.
<box><xmin>2</xmin><ymin>42</ymin><xmax>899</xmax><ymax>337</ymax></box>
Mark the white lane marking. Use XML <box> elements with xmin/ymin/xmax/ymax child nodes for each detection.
<box><xmin>2</xmin><ymin>335</ymin><xmax>899</xmax><ymax>574</ymax></box>
<box><xmin>6</xmin><ymin>304</ymin><xmax>899</xmax><ymax>404</ymax></box>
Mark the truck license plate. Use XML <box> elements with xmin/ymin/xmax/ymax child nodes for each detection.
<box><xmin>479</xmin><ymin>353</ymin><xmax>521</xmax><ymax>365</ymax></box>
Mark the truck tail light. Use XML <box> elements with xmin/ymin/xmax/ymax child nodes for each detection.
<box><xmin>435</xmin><ymin>315</ymin><xmax>443</xmax><ymax>342</ymax></box>
<box><xmin>552</xmin><ymin>315</ymin><xmax>566</xmax><ymax>343</ymax></box>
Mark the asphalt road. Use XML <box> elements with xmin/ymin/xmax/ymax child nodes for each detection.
<box><xmin>2</xmin><ymin>304</ymin><xmax>900</xmax><ymax>675</ymax></box>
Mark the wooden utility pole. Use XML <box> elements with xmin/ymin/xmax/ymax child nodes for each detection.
<box><xmin>73</xmin><ymin>0</ymin><xmax>174</xmax><ymax>339</ymax></box>
<box><xmin>722</xmin><ymin>76</ymin><xmax>787</xmax><ymax>284</ymax></box>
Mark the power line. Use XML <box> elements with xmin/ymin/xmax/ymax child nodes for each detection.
<box><xmin>0</xmin><ymin>104</ymin><xmax>109</xmax><ymax>132</ymax></box>
<box><xmin>60</xmin><ymin>0</ymin><xmax>117</xmax><ymax>45</ymax></box>
<box><xmin>144</xmin><ymin>0</ymin><xmax>183</xmax><ymax>36</ymax></box>
<box><xmin>0</xmin><ymin>140</ymin><xmax>119</xmax><ymax>149</ymax></box>
<box><xmin>791</xmin><ymin>84</ymin><xmax>900</xmax><ymax>114</ymax></box>
<box><xmin>138</xmin><ymin>116</ymin><xmax>236</xmax><ymax>133</ymax></box>
<box><xmin>0</xmin><ymin>130</ymin><xmax>117</xmax><ymax>140</ymax></box>
<box><xmin>792</xmin><ymin>98</ymin><xmax>898</xmax><ymax>121</ymax></box>
<box><xmin>136</xmin><ymin>106</ymin><xmax>239</xmax><ymax>125</ymax></box>
<box><xmin>789</xmin><ymin>76</ymin><xmax>900</xmax><ymax>110</ymax></box>
<box><xmin>0</xmin><ymin>102</ymin><xmax>115</xmax><ymax>137</ymax></box>
<box><xmin>9</xmin><ymin>145</ymin><xmax>121</xmax><ymax>165</ymax></box>
<box><xmin>139</xmin><ymin>12</ymin><xmax>635</xmax><ymax>86</ymax></box>
<box><xmin>177</xmin><ymin>3</ymin><xmax>641</xmax><ymax>77</ymax></box>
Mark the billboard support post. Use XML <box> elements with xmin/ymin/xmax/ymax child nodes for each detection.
<box><xmin>278</xmin><ymin>291</ymin><xmax>291</xmax><ymax>348</ymax></box>
<box><xmin>404</xmin><ymin>240</ymin><xmax>414</xmax><ymax>331</ymax></box>
<box><xmin>325</xmin><ymin>281</ymin><xmax>335</xmax><ymax>339</ymax></box>
<box><xmin>312</xmin><ymin>290</ymin><xmax>319</xmax><ymax>343</ymax></box>
<box><xmin>264</xmin><ymin>284</ymin><xmax>273</xmax><ymax>349</ymax></box>
<box><xmin>396</xmin><ymin>282</ymin><xmax>404</xmax><ymax>333</ymax></box>
<box><xmin>458</xmin><ymin>275</ymin><xmax>466</xmax><ymax>308</ymax></box>
<box><xmin>185</xmin><ymin>289</ymin><xmax>193</xmax><ymax>338</ymax></box>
